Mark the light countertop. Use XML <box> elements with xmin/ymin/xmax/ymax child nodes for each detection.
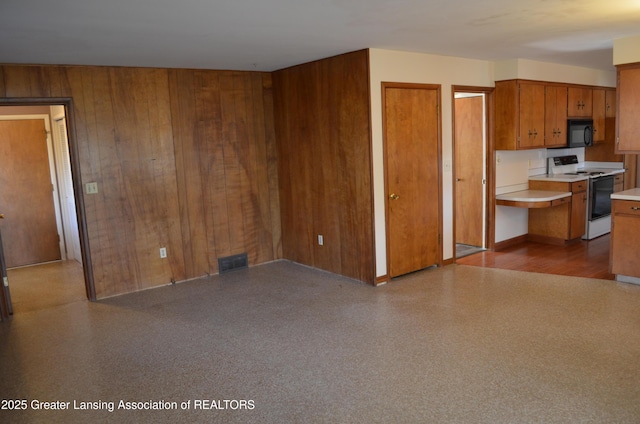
<box><xmin>612</xmin><ymin>188</ymin><xmax>640</xmax><ymax>201</ymax></box>
<box><xmin>496</xmin><ymin>190</ymin><xmax>571</xmax><ymax>202</ymax></box>
<box><xmin>528</xmin><ymin>174</ymin><xmax>589</xmax><ymax>183</ymax></box>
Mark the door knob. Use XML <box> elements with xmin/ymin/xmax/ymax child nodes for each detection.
<box><xmin>389</xmin><ymin>193</ymin><xmax>400</xmax><ymax>200</ymax></box>
<box><xmin>0</xmin><ymin>214</ymin><xmax>4</xmax><ymax>219</ymax></box>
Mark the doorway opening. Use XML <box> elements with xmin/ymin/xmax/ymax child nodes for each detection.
<box><xmin>0</xmin><ymin>100</ymin><xmax>94</xmax><ymax>318</ymax></box>
<box><xmin>453</xmin><ymin>87</ymin><xmax>495</xmax><ymax>259</ymax></box>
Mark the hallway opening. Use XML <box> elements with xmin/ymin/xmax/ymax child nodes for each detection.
<box><xmin>0</xmin><ymin>101</ymin><xmax>94</xmax><ymax>319</ymax></box>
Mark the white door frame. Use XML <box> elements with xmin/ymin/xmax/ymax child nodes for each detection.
<box><xmin>51</xmin><ymin>108</ymin><xmax>82</xmax><ymax>264</ymax></box>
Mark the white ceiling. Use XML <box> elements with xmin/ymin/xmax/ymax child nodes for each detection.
<box><xmin>1</xmin><ymin>0</ymin><xmax>640</xmax><ymax>72</ymax></box>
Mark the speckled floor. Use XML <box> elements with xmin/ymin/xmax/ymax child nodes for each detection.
<box><xmin>1</xmin><ymin>261</ymin><xmax>639</xmax><ymax>423</ymax></box>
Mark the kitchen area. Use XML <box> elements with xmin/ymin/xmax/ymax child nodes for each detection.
<box><xmin>490</xmin><ymin>64</ymin><xmax>640</xmax><ymax>284</ymax></box>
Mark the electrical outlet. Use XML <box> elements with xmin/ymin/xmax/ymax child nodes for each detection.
<box><xmin>159</xmin><ymin>247</ymin><xmax>167</xmax><ymax>258</ymax></box>
<box><xmin>318</xmin><ymin>235</ymin><xmax>323</xmax><ymax>246</ymax></box>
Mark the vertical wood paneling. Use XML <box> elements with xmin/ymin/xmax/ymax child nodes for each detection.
<box><xmin>272</xmin><ymin>50</ymin><xmax>375</xmax><ymax>284</ymax></box>
<box><xmin>0</xmin><ymin>68</ymin><xmax>6</xmax><ymax>97</ymax></box>
<box><xmin>1</xmin><ymin>64</ymin><xmax>280</xmax><ymax>298</ymax></box>
<box><xmin>169</xmin><ymin>68</ymin><xmax>280</xmax><ymax>277</ymax></box>
<box><xmin>168</xmin><ymin>69</ymin><xmax>203</xmax><ymax>277</ymax></box>
<box><xmin>261</xmin><ymin>74</ymin><xmax>282</xmax><ymax>260</ymax></box>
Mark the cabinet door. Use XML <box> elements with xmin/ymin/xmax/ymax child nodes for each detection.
<box><xmin>568</xmin><ymin>87</ymin><xmax>592</xmax><ymax>117</ymax></box>
<box><xmin>592</xmin><ymin>88</ymin><xmax>605</xmax><ymax>143</ymax></box>
<box><xmin>613</xmin><ymin>174</ymin><xmax>624</xmax><ymax>192</ymax></box>
<box><xmin>611</xmin><ymin>200</ymin><xmax>640</xmax><ymax>276</ymax></box>
<box><xmin>605</xmin><ymin>89</ymin><xmax>616</xmax><ymax>118</ymax></box>
<box><xmin>519</xmin><ymin>83</ymin><xmax>545</xmax><ymax>148</ymax></box>
<box><xmin>617</xmin><ymin>65</ymin><xmax>640</xmax><ymax>153</ymax></box>
<box><xmin>570</xmin><ymin>191</ymin><xmax>587</xmax><ymax>239</ymax></box>
<box><xmin>544</xmin><ymin>86</ymin><xmax>567</xmax><ymax>147</ymax></box>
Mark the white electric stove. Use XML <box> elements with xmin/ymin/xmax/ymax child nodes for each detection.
<box><xmin>546</xmin><ymin>155</ymin><xmax>625</xmax><ymax>240</ymax></box>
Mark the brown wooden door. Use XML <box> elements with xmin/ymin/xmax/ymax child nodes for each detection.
<box><xmin>0</xmin><ymin>119</ymin><xmax>61</xmax><ymax>267</ymax></box>
<box><xmin>384</xmin><ymin>84</ymin><xmax>441</xmax><ymax>278</ymax></box>
<box><xmin>454</xmin><ymin>96</ymin><xmax>483</xmax><ymax>247</ymax></box>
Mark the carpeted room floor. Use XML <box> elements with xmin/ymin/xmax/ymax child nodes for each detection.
<box><xmin>1</xmin><ymin>260</ymin><xmax>639</xmax><ymax>423</ymax></box>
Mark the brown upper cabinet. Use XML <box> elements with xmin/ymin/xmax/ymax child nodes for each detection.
<box><xmin>495</xmin><ymin>80</ymin><xmax>545</xmax><ymax>150</ymax></box>
<box><xmin>496</xmin><ymin>79</ymin><xmax>615</xmax><ymax>151</ymax></box>
<box><xmin>544</xmin><ymin>85</ymin><xmax>568</xmax><ymax>148</ymax></box>
<box><xmin>592</xmin><ymin>88</ymin><xmax>605</xmax><ymax>143</ymax></box>
<box><xmin>568</xmin><ymin>86</ymin><xmax>593</xmax><ymax>117</ymax></box>
<box><xmin>616</xmin><ymin>63</ymin><xmax>640</xmax><ymax>153</ymax></box>
<box><xmin>606</xmin><ymin>88</ymin><xmax>616</xmax><ymax>118</ymax></box>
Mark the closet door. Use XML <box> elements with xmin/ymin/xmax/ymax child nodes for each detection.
<box><xmin>383</xmin><ymin>83</ymin><xmax>442</xmax><ymax>278</ymax></box>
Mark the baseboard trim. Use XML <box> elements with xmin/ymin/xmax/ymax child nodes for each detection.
<box><xmin>526</xmin><ymin>234</ymin><xmax>568</xmax><ymax>246</ymax></box>
<box><xmin>494</xmin><ymin>235</ymin><xmax>527</xmax><ymax>251</ymax></box>
<box><xmin>375</xmin><ymin>275</ymin><xmax>389</xmax><ymax>286</ymax></box>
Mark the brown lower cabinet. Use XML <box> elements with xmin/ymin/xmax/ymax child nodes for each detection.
<box><xmin>610</xmin><ymin>199</ymin><xmax>640</xmax><ymax>277</ymax></box>
<box><xmin>528</xmin><ymin>180</ymin><xmax>588</xmax><ymax>243</ymax></box>
<box><xmin>614</xmin><ymin>173</ymin><xmax>624</xmax><ymax>192</ymax></box>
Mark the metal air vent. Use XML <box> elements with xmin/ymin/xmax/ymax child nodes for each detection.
<box><xmin>218</xmin><ymin>253</ymin><xmax>248</xmax><ymax>274</ymax></box>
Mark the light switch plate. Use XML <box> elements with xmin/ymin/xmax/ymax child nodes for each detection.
<box><xmin>86</xmin><ymin>182</ymin><xmax>98</xmax><ymax>194</ymax></box>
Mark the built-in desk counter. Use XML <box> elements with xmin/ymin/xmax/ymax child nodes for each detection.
<box><xmin>496</xmin><ymin>190</ymin><xmax>572</xmax><ymax>209</ymax></box>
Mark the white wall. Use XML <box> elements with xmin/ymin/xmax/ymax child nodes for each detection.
<box><xmin>495</xmin><ymin>59</ymin><xmax>616</xmax><ymax>87</ymax></box>
<box><xmin>614</xmin><ymin>35</ymin><xmax>640</xmax><ymax>65</ymax></box>
<box><xmin>369</xmin><ymin>49</ymin><xmax>617</xmax><ymax>277</ymax></box>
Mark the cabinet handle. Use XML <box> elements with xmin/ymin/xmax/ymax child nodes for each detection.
<box><xmin>632</xmin><ymin>207</ymin><xmax>640</xmax><ymax>211</ymax></box>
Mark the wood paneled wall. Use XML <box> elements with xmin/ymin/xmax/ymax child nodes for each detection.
<box><xmin>0</xmin><ymin>65</ymin><xmax>281</xmax><ymax>298</ymax></box>
<box><xmin>272</xmin><ymin>50</ymin><xmax>375</xmax><ymax>284</ymax></box>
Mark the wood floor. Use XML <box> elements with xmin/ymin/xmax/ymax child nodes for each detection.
<box><xmin>6</xmin><ymin>260</ymin><xmax>86</xmax><ymax>313</ymax></box>
<box><xmin>457</xmin><ymin>234</ymin><xmax>615</xmax><ymax>280</ymax></box>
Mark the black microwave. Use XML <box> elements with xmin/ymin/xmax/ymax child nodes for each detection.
<box><xmin>567</xmin><ymin>119</ymin><xmax>593</xmax><ymax>148</ymax></box>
